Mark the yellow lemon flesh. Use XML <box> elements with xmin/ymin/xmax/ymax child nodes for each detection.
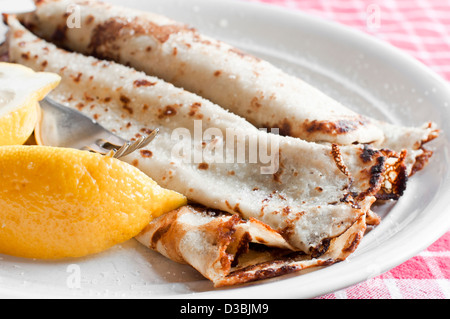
<box><xmin>0</xmin><ymin>62</ymin><xmax>60</xmax><ymax>146</ymax></box>
<box><xmin>0</xmin><ymin>145</ymin><xmax>187</xmax><ymax>259</ymax></box>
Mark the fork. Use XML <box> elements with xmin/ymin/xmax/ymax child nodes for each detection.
<box><xmin>35</xmin><ymin>97</ymin><xmax>159</xmax><ymax>159</ymax></box>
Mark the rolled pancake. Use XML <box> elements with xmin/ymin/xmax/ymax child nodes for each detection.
<box><xmin>19</xmin><ymin>0</ymin><xmax>439</xmax><ymax>174</ymax></box>
<box><xmin>135</xmin><ymin>205</ymin><xmax>367</xmax><ymax>287</ymax></box>
<box><xmin>5</xmin><ymin>16</ymin><xmax>407</xmax><ymax>252</ymax></box>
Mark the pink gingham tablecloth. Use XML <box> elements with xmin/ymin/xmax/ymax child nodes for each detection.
<box><xmin>241</xmin><ymin>0</ymin><xmax>450</xmax><ymax>299</ymax></box>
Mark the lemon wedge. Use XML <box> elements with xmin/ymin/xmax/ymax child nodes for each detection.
<box><xmin>0</xmin><ymin>62</ymin><xmax>60</xmax><ymax>146</ymax></box>
<box><xmin>0</xmin><ymin>145</ymin><xmax>187</xmax><ymax>259</ymax></box>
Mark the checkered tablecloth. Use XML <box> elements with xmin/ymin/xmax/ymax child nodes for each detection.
<box><xmin>241</xmin><ymin>0</ymin><xmax>450</xmax><ymax>299</ymax></box>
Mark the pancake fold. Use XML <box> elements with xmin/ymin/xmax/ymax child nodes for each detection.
<box><xmin>135</xmin><ymin>205</ymin><xmax>367</xmax><ymax>287</ymax></box>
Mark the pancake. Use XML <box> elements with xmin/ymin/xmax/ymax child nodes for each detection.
<box><xmin>19</xmin><ymin>0</ymin><xmax>439</xmax><ymax>175</ymax></box>
<box><xmin>135</xmin><ymin>205</ymin><xmax>367</xmax><ymax>287</ymax></box>
<box><xmin>5</xmin><ymin>16</ymin><xmax>407</xmax><ymax>255</ymax></box>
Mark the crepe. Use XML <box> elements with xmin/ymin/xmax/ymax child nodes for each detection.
<box><xmin>135</xmin><ymin>204</ymin><xmax>367</xmax><ymax>287</ymax></box>
<box><xmin>20</xmin><ymin>0</ymin><xmax>439</xmax><ymax>175</ymax></box>
<box><xmin>5</xmin><ymin>16</ymin><xmax>407</xmax><ymax>255</ymax></box>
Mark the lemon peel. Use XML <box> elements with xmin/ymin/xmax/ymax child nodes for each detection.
<box><xmin>0</xmin><ymin>145</ymin><xmax>187</xmax><ymax>259</ymax></box>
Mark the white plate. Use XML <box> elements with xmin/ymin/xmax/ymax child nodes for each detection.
<box><xmin>1</xmin><ymin>0</ymin><xmax>450</xmax><ymax>299</ymax></box>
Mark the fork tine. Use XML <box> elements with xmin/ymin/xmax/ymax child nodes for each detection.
<box><xmin>112</xmin><ymin>142</ymin><xmax>132</xmax><ymax>159</ymax></box>
<box><xmin>112</xmin><ymin>129</ymin><xmax>159</xmax><ymax>159</ymax></box>
<box><xmin>133</xmin><ymin>129</ymin><xmax>159</xmax><ymax>150</ymax></box>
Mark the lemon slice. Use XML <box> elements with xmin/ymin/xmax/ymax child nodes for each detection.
<box><xmin>0</xmin><ymin>62</ymin><xmax>60</xmax><ymax>146</ymax></box>
<box><xmin>0</xmin><ymin>145</ymin><xmax>187</xmax><ymax>259</ymax></box>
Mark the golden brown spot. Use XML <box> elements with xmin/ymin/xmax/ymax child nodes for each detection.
<box><xmin>86</xmin><ymin>15</ymin><xmax>95</xmax><ymax>25</ymax></box>
<box><xmin>233</xmin><ymin>203</ymin><xmax>243</xmax><ymax>215</ymax></box>
<box><xmin>71</xmin><ymin>72</ymin><xmax>83</xmax><ymax>83</ymax></box>
<box><xmin>198</xmin><ymin>163</ymin><xmax>209</xmax><ymax>170</ymax></box>
<box><xmin>84</xmin><ymin>92</ymin><xmax>94</xmax><ymax>102</ymax></box>
<box><xmin>120</xmin><ymin>95</ymin><xmax>131</xmax><ymax>104</ymax></box>
<box><xmin>304</xmin><ymin>117</ymin><xmax>368</xmax><ymax>136</ymax></box>
<box><xmin>21</xmin><ymin>52</ymin><xmax>30</xmax><ymax>60</ymax></box>
<box><xmin>411</xmin><ymin>148</ymin><xmax>433</xmax><ymax>176</ymax></box>
<box><xmin>140</xmin><ymin>128</ymin><xmax>154</xmax><ymax>135</ymax></box>
<box><xmin>376</xmin><ymin>149</ymin><xmax>408</xmax><ymax>200</ymax></box>
<box><xmin>188</xmin><ymin>102</ymin><xmax>202</xmax><ymax>117</ymax></box>
<box><xmin>254</xmin><ymin>237</ymin><xmax>267</xmax><ymax>244</ymax></box>
<box><xmin>150</xmin><ymin>223</ymin><xmax>172</xmax><ymax>249</ymax></box>
<box><xmin>273</xmin><ymin>163</ymin><xmax>284</xmax><ymax>184</ymax></box>
<box><xmin>119</xmin><ymin>95</ymin><xmax>133</xmax><ymax>114</ymax></box>
<box><xmin>281</xmin><ymin>206</ymin><xmax>291</xmax><ymax>216</ymax></box>
<box><xmin>158</xmin><ymin>105</ymin><xmax>178</xmax><ymax>118</ymax></box>
<box><xmin>214</xmin><ymin>70</ymin><xmax>222</xmax><ymax>77</ymax></box>
<box><xmin>51</xmin><ymin>25</ymin><xmax>68</xmax><ymax>43</ymax></box>
<box><xmin>133</xmin><ymin>79</ymin><xmax>156</xmax><ymax>87</ymax></box>
<box><xmin>228</xmin><ymin>48</ymin><xmax>261</xmax><ymax>62</ymax></box>
<box><xmin>225</xmin><ymin>200</ymin><xmax>233</xmax><ymax>211</ymax></box>
<box><xmin>88</xmin><ymin>18</ymin><xmax>192</xmax><ymax>57</ymax></box>
<box><xmin>360</xmin><ymin>144</ymin><xmax>378</xmax><ymax>163</ymax></box>
<box><xmin>140</xmin><ymin>150</ymin><xmax>153</xmax><ymax>158</ymax></box>
<box><xmin>331</xmin><ymin>144</ymin><xmax>350</xmax><ymax>178</ymax></box>
<box><xmin>123</xmin><ymin>105</ymin><xmax>133</xmax><ymax>115</ymax></box>
<box><xmin>278</xmin><ymin>119</ymin><xmax>292</xmax><ymax>136</ymax></box>
<box><xmin>311</xmin><ymin>238</ymin><xmax>332</xmax><ymax>258</ymax></box>
<box><xmin>131</xmin><ymin>159</ymin><xmax>139</xmax><ymax>167</ymax></box>
<box><xmin>13</xmin><ymin>30</ymin><xmax>25</xmax><ymax>38</ymax></box>
<box><xmin>250</xmin><ymin>97</ymin><xmax>261</xmax><ymax>109</ymax></box>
